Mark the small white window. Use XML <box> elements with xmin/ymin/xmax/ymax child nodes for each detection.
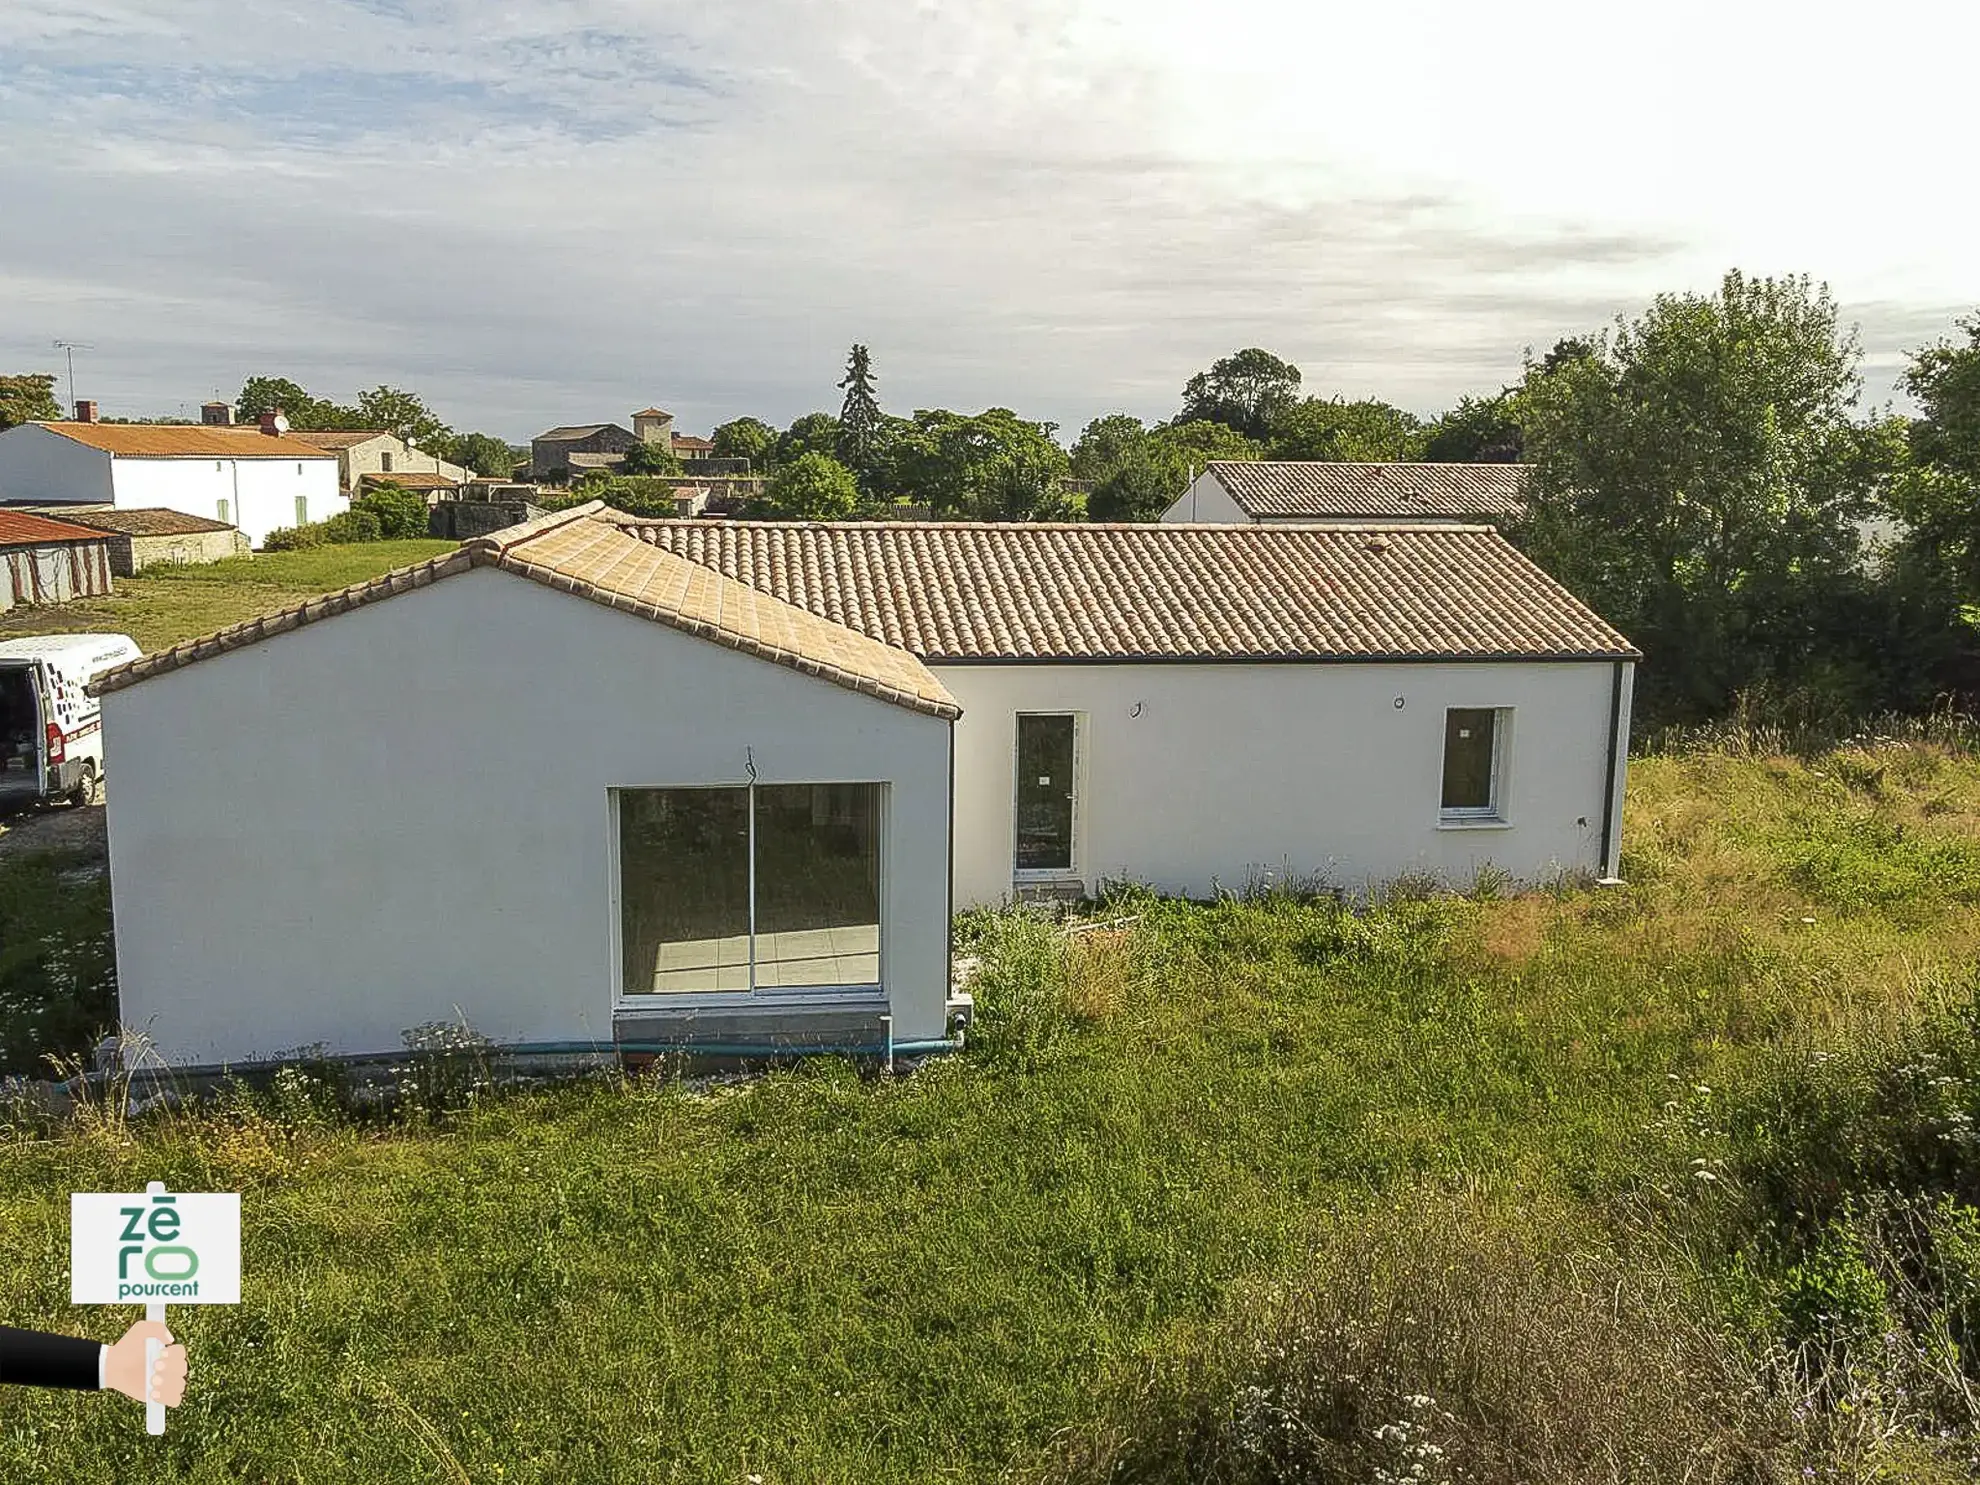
<box><xmin>1441</xmin><ymin>708</ymin><xmax>1508</xmax><ymax>820</ymax></box>
<box><xmin>296</xmin><ymin>462</ymin><xmax>304</xmax><ymax>476</ymax></box>
<box><xmin>381</xmin><ymin>452</ymin><xmax>393</xmax><ymax>473</ymax></box>
<box><xmin>217</xmin><ymin>498</ymin><xmax>230</xmax><ymax>524</ymax></box>
<box><xmin>295</xmin><ymin>496</ymin><xmax>308</xmax><ymax>526</ymax></box>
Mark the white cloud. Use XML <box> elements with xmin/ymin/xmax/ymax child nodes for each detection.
<box><xmin>0</xmin><ymin>0</ymin><xmax>1973</xmax><ymax>436</ymax></box>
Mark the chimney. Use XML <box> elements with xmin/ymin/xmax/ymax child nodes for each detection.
<box><xmin>74</xmin><ymin>400</ymin><xmax>98</xmax><ymax>423</ymax></box>
<box><xmin>258</xmin><ymin>410</ymin><xmax>290</xmax><ymax>436</ymax></box>
<box><xmin>201</xmin><ymin>401</ymin><xmax>234</xmax><ymax>426</ymax></box>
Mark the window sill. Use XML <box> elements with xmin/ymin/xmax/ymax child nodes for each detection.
<box><xmin>1437</xmin><ymin>816</ymin><xmax>1513</xmax><ymax>831</ymax></box>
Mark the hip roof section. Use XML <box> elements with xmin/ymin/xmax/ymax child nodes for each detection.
<box><xmin>612</xmin><ymin>517</ymin><xmax>1636</xmax><ymax>663</ymax></box>
<box><xmin>1208</xmin><ymin>460</ymin><xmax>1528</xmax><ymax>520</ymax></box>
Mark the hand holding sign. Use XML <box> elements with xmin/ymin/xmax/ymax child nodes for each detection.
<box><xmin>104</xmin><ymin>1321</ymin><xmax>186</xmax><ymax>1407</ymax></box>
<box><xmin>72</xmin><ymin>1182</ymin><xmax>238</xmax><ymax>1434</ymax></box>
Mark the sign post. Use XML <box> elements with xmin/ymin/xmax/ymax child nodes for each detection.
<box><xmin>72</xmin><ymin>1181</ymin><xmax>240</xmax><ymax>1435</ymax></box>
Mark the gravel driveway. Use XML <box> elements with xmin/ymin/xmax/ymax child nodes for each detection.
<box><xmin>0</xmin><ymin>798</ymin><xmax>107</xmax><ymax>864</ymax></box>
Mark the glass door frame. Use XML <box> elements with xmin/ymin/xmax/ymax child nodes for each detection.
<box><xmin>608</xmin><ymin>781</ymin><xmax>888</xmax><ymax>1011</ymax></box>
<box><xmin>1012</xmin><ymin>711</ymin><xmax>1083</xmax><ymax>884</ymax></box>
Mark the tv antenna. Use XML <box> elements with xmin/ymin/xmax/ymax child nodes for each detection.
<box><xmin>51</xmin><ymin>340</ymin><xmax>94</xmax><ymax>410</ymax></box>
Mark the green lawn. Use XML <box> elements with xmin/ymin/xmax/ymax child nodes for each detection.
<box><xmin>0</xmin><ymin>541</ymin><xmax>457</xmax><ymax>653</ymax></box>
<box><xmin>3</xmin><ymin>743</ymin><xmax>1980</xmax><ymax>1480</ymax></box>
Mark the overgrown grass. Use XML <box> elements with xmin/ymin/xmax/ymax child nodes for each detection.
<box><xmin>4</xmin><ymin>742</ymin><xmax>1980</xmax><ymax>1478</ymax></box>
<box><xmin>0</xmin><ymin>540</ymin><xmax>456</xmax><ymax>652</ymax></box>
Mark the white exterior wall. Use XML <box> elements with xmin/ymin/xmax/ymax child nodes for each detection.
<box><xmin>110</xmin><ymin>457</ymin><xmax>343</xmax><ymax>548</ymax></box>
<box><xmin>104</xmin><ymin>570</ymin><xmax>954</xmax><ymax>1068</ymax></box>
<box><xmin>1161</xmin><ymin>470</ymin><xmax>1250</xmax><ymax>523</ymax></box>
<box><xmin>0</xmin><ymin>425</ymin><xmax>114</xmax><ymax>503</ymax></box>
<box><xmin>939</xmin><ymin>660</ymin><xmax>1631</xmax><ymax>907</ymax></box>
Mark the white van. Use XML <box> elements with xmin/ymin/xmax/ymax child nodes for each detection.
<box><xmin>0</xmin><ymin>634</ymin><xmax>142</xmax><ymax>810</ymax></box>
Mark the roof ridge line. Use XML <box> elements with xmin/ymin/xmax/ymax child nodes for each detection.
<box><xmin>462</xmin><ymin>500</ymin><xmax>608</xmax><ymax>561</ymax></box>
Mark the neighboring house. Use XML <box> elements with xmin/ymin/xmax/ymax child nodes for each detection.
<box><xmin>0</xmin><ymin>415</ymin><xmax>343</xmax><ymax>548</ymax></box>
<box><xmin>358</xmin><ymin>471</ymin><xmax>464</xmax><ymax>505</ymax></box>
<box><xmin>530</xmin><ymin>422</ymin><xmax>642</xmax><ymax>482</ymax></box>
<box><xmin>1166</xmin><ymin>461</ymin><xmax>1529</xmax><ymax>524</ymax></box>
<box><xmin>289</xmin><ymin>431</ymin><xmax>470</xmax><ymax>496</ymax></box>
<box><xmin>24</xmin><ymin>507</ymin><xmax>247</xmax><ymax>575</ymax></box>
<box><xmin>96</xmin><ymin>504</ymin><xmax>1635</xmax><ymax>1070</ymax></box>
<box><xmin>0</xmin><ymin>510</ymin><xmax>114</xmax><ymax>612</ymax></box>
<box><xmin>531</xmin><ymin>409</ymin><xmax>724</xmax><ymax>481</ymax></box>
<box><xmin>98</xmin><ymin>504</ymin><xmax>955</xmax><ymax>1069</ymax></box>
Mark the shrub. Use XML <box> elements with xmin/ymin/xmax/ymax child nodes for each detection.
<box><xmin>354</xmin><ymin>483</ymin><xmax>428</xmax><ymax>539</ymax></box>
<box><xmin>259</xmin><ymin>522</ymin><xmax>326</xmax><ymax>551</ymax></box>
<box><xmin>321</xmin><ymin>508</ymin><xmax>382</xmax><ymax>544</ymax></box>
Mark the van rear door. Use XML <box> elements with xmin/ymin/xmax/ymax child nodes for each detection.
<box><xmin>0</xmin><ymin>662</ymin><xmax>47</xmax><ymax>804</ymax></box>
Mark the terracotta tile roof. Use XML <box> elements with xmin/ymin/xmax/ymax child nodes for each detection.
<box><xmin>31</xmin><ymin>422</ymin><xmax>336</xmax><ymax>460</ymax></box>
<box><xmin>288</xmin><ymin>430</ymin><xmax>390</xmax><ymax>451</ymax></box>
<box><xmin>360</xmin><ymin>471</ymin><xmax>460</xmax><ymax>491</ymax></box>
<box><xmin>33</xmin><ymin>507</ymin><xmax>237</xmax><ymax>536</ymax></box>
<box><xmin>610</xmin><ymin>517</ymin><xmax>1635</xmax><ymax>663</ymax></box>
<box><xmin>90</xmin><ymin>502</ymin><xmax>960</xmax><ymax>719</ymax></box>
<box><xmin>671</xmin><ymin>434</ymin><xmax>716</xmax><ymax>451</ymax></box>
<box><xmin>0</xmin><ymin>509</ymin><xmax>109</xmax><ymax>546</ymax></box>
<box><xmin>1206</xmin><ymin>461</ymin><xmax>1528</xmax><ymax>520</ymax></box>
<box><xmin>632</xmin><ymin>407</ymin><xmax>672</xmax><ymax>418</ymax></box>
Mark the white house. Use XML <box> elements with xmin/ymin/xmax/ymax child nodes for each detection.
<box><xmin>97</xmin><ymin>504</ymin><xmax>957</xmax><ymax>1070</ymax></box>
<box><xmin>624</xmin><ymin>517</ymin><xmax>1636</xmax><ymax>907</ymax></box>
<box><xmin>95</xmin><ymin>504</ymin><xmax>1635</xmax><ymax>1071</ymax></box>
<box><xmin>0</xmin><ymin>418</ymin><xmax>343</xmax><ymax>548</ymax></box>
<box><xmin>1165</xmin><ymin>460</ymin><xmax>1529</xmax><ymax>525</ymax></box>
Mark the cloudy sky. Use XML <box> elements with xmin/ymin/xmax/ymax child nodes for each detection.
<box><xmin>3</xmin><ymin>0</ymin><xmax>1976</xmax><ymax>441</ymax></box>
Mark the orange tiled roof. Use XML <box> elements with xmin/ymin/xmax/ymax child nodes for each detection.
<box><xmin>0</xmin><ymin>509</ymin><xmax>109</xmax><ymax>546</ymax></box>
<box><xmin>33</xmin><ymin>422</ymin><xmax>335</xmax><ymax>460</ymax></box>
<box><xmin>610</xmin><ymin>517</ymin><xmax>1635</xmax><ymax>662</ymax></box>
<box><xmin>90</xmin><ymin>503</ymin><xmax>959</xmax><ymax>719</ymax></box>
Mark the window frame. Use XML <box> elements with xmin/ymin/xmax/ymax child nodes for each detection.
<box><xmin>608</xmin><ymin>782</ymin><xmax>887</xmax><ymax>1010</ymax></box>
<box><xmin>1012</xmin><ymin>710</ymin><xmax>1084</xmax><ymax>882</ymax></box>
<box><xmin>1439</xmin><ymin>706</ymin><xmax>1512</xmax><ymax>824</ymax></box>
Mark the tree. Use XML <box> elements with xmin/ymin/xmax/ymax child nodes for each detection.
<box><xmin>1069</xmin><ymin>414</ymin><xmax>1148</xmax><ymax>480</ymax></box>
<box><xmin>836</xmin><ymin>344</ymin><xmax>883</xmax><ymax>479</ymax></box>
<box><xmin>886</xmin><ymin>408</ymin><xmax>1070</xmax><ymax>519</ymax></box>
<box><xmin>775</xmin><ymin>412</ymin><xmax>841</xmax><ymax>468</ymax></box>
<box><xmin>0</xmin><ymin>373</ymin><xmax>62</xmax><ymax>430</ymax></box>
<box><xmin>1518</xmin><ymin>270</ymin><xmax>1892</xmax><ymax>723</ymax></box>
<box><xmin>234</xmin><ymin>376</ymin><xmax>360</xmax><ymax>430</ymax></box>
<box><xmin>711</xmin><ymin>417</ymin><xmax>777</xmax><ymax>470</ymax></box>
<box><xmin>1153</xmin><ymin>419</ymin><xmax>1262</xmax><ymax>467</ymax></box>
<box><xmin>442</xmin><ymin>432</ymin><xmax>520</xmax><ymax>479</ymax></box>
<box><xmin>1891</xmin><ymin>314</ymin><xmax>1980</xmax><ymax>592</ymax></box>
<box><xmin>763</xmin><ymin>452</ymin><xmax>859</xmax><ymax>520</ymax></box>
<box><xmin>1177</xmin><ymin>348</ymin><xmax>1302</xmax><ymax>440</ymax></box>
<box><xmin>1088</xmin><ymin>443</ymin><xmax>1187</xmax><ymax>522</ymax></box>
<box><xmin>1268</xmin><ymin>397</ymin><xmax>1425</xmax><ymax>461</ymax></box>
<box><xmin>354</xmin><ymin>386</ymin><xmax>448</xmax><ymax>449</ymax></box>
<box><xmin>622</xmin><ymin>439</ymin><xmax>682</xmax><ymax>475</ymax></box>
<box><xmin>1423</xmin><ymin>393</ymin><xmax>1525</xmax><ymax>462</ymax></box>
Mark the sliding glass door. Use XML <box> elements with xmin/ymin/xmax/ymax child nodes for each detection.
<box><xmin>616</xmin><ymin>783</ymin><xmax>882</xmax><ymax>997</ymax></box>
